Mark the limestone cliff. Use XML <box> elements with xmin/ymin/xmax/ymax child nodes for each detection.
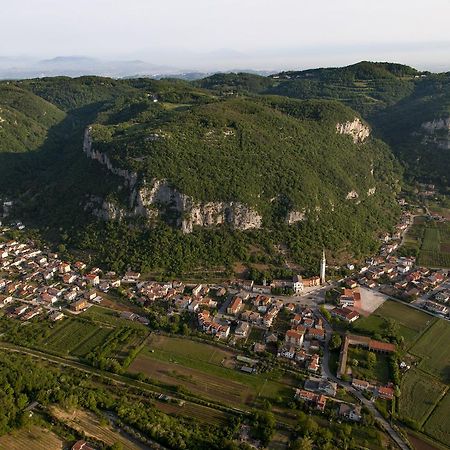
<box><xmin>83</xmin><ymin>127</ymin><xmax>262</xmax><ymax>233</ymax></box>
<box><xmin>420</xmin><ymin>118</ymin><xmax>450</xmax><ymax>150</ymax></box>
<box><xmin>336</xmin><ymin>118</ymin><xmax>370</xmax><ymax>143</ymax></box>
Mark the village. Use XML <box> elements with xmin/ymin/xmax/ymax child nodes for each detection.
<box><xmin>0</xmin><ymin>198</ymin><xmax>449</xmax><ymax>445</ymax></box>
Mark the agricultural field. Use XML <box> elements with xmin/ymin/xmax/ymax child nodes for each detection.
<box><xmin>41</xmin><ymin>319</ymin><xmax>102</xmax><ymax>355</ymax></box>
<box><xmin>403</xmin><ymin>217</ymin><xmax>450</xmax><ymax>268</ymax></box>
<box><xmin>154</xmin><ymin>399</ymin><xmax>230</xmax><ymax>426</ymax></box>
<box><xmin>0</xmin><ymin>425</ymin><xmax>64</xmax><ymax>450</ymax></box>
<box><xmin>399</xmin><ymin>368</ymin><xmax>447</xmax><ymax>426</ymax></box>
<box><xmin>422</xmin><ymin>391</ymin><xmax>450</xmax><ymax>448</ymax></box>
<box><xmin>354</xmin><ymin>299</ymin><xmax>435</xmax><ymax>346</ymax></box>
<box><xmin>129</xmin><ymin>334</ymin><xmax>296</xmax><ymax>408</ymax></box>
<box><xmin>409</xmin><ymin>319</ymin><xmax>450</xmax><ymax>380</ymax></box>
<box><xmin>50</xmin><ymin>407</ymin><xmax>145</xmax><ymax>450</ymax></box>
<box><xmin>82</xmin><ymin>306</ymin><xmax>147</xmax><ymax>329</ymax></box>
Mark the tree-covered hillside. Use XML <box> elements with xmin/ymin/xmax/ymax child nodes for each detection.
<box><xmin>0</xmin><ymin>70</ymin><xmax>403</xmax><ymax>275</ymax></box>
<box><xmin>197</xmin><ymin>62</ymin><xmax>450</xmax><ymax>191</ymax></box>
<box><xmin>91</xmin><ymin>95</ymin><xmax>399</xmax><ymax>223</ymax></box>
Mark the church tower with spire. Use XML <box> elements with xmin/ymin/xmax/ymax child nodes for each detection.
<box><xmin>320</xmin><ymin>249</ymin><xmax>326</xmax><ymax>284</ymax></box>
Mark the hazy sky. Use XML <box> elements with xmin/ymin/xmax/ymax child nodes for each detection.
<box><xmin>2</xmin><ymin>0</ymin><xmax>450</xmax><ymax>71</ymax></box>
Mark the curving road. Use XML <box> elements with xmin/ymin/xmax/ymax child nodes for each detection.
<box><xmin>319</xmin><ymin>314</ymin><xmax>411</xmax><ymax>450</ymax></box>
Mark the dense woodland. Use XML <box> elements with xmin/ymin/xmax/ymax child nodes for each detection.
<box><xmin>0</xmin><ymin>61</ymin><xmax>449</xmax><ymax>276</ymax></box>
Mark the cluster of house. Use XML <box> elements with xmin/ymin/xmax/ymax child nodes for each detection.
<box><xmin>348</xmin><ymin>251</ymin><xmax>448</xmax><ymax>305</ymax></box>
<box><xmin>351</xmin><ymin>379</ymin><xmax>395</xmax><ymax>401</ymax></box>
<box><xmin>197</xmin><ymin>310</ymin><xmax>230</xmax><ymax>339</ymax></box>
<box><xmin>0</xmin><ymin>233</ymin><xmax>124</xmax><ymax>321</ymax></box>
<box><xmin>228</xmin><ymin>294</ymin><xmax>284</xmax><ymax>328</ymax></box>
<box><xmin>425</xmin><ymin>289</ymin><xmax>450</xmax><ymax>316</ymax></box>
<box><xmin>235</xmin><ymin>272</ymin><xmax>322</xmax><ymax>296</ymax></box>
<box><xmin>278</xmin><ymin>307</ymin><xmax>325</xmax><ymax>372</ymax></box>
<box><xmin>294</xmin><ymin>376</ymin><xmax>363</xmax><ymax>421</ymax></box>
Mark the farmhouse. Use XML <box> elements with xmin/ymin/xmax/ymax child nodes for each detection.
<box><xmin>285</xmin><ymin>329</ymin><xmax>304</xmax><ymax>347</ymax></box>
<box><xmin>227</xmin><ymin>296</ymin><xmax>243</xmax><ymax>315</ymax></box>
<box><xmin>339</xmin><ymin>288</ymin><xmax>361</xmax><ymax>307</ymax></box>
<box><xmin>71</xmin><ymin>298</ymin><xmax>88</xmax><ymax>312</ymax></box>
<box><xmin>338</xmin><ymin>334</ymin><xmax>396</xmax><ymax>378</ymax></box>
<box><xmin>339</xmin><ymin>403</ymin><xmax>362</xmax><ymax>422</ymax></box>
<box><xmin>295</xmin><ymin>389</ymin><xmax>327</xmax><ymax>411</ymax></box>
<box><xmin>331</xmin><ymin>306</ymin><xmax>360</xmax><ymax>323</ymax></box>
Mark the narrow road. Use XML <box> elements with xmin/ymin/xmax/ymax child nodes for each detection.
<box><xmin>318</xmin><ymin>314</ymin><xmax>410</xmax><ymax>450</ymax></box>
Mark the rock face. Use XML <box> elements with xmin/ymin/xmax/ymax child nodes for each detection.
<box><xmin>287</xmin><ymin>210</ymin><xmax>306</xmax><ymax>225</ymax></box>
<box><xmin>336</xmin><ymin>118</ymin><xmax>370</xmax><ymax>143</ymax></box>
<box><xmin>420</xmin><ymin>118</ymin><xmax>450</xmax><ymax>149</ymax></box>
<box><xmin>83</xmin><ymin>127</ymin><xmax>138</xmax><ymax>186</ymax></box>
<box><xmin>83</xmin><ymin>127</ymin><xmax>262</xmax><ymax>233</ymax></box>
<box><xmin>346</xmin><ymin>190</ymin><xmax>359</xmax><ymax>200</ymax></box>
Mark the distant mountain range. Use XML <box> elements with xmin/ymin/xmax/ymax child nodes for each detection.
<box><xmin>0</xmin><ymin>55</ymin><xmax>275</xmax><ymax>80</ymax></box>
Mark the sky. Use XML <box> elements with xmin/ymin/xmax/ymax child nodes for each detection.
<box><xmin>1</xmin><ymin>0</ymin><xmax>450</xmax><ymax>72</ymax></box>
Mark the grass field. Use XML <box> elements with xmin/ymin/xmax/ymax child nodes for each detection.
<box><xmin>0</xmin><ymin>425</ymin><xmax>64</xmax><ymax>450</ymax></box>
<box><xmin>348</xmin><ymin>347</ymin><xmax>391</xmax><ymax>384</ymax></box>
<box><xmin>399</xmin><ymin>368</ymin><xmax>448</xmax><ymax>426</ymax></box>
<box><xmin>129</xmin><ymin>334</ymin><xmax>295</xmax><ymax>408</ymax></box>
<box><xmin>71</xmin><ymin>327</ymin><xmax>113</xmax><ymax>357</ymax></box>
<box><xmin>354</xmin><ymin>299</ymin><xmax>435</xmax><ymax>346</ymax></box>
<box><xmin>403</xmin><ymin>217</ymin><xmax>450</xmax><ymax>268</ymax></box>
<box><xmin>153</xmin><ymin>399</ymin><xmax>230</xmax><ymax>426</ymax></box>
<box><xmin>82</xmin><ymin>306</ymin><xmax>147</xmax><ymax>330</ymax></box>
<box><xmin>42</xmin><ymin>319</ymin><xmax>102</xmax><ymax>355</ymax></box>
<box><xmin>50</xmin><ymin>407</ymin><xmax>144</xmax><ymax>450</ymax></box>
<box><xmin>423</xmin><ymin>391</ymin><xmax>450</xmax><ymax>447</ymax></box>
<box><xmin>410</xmin><ymin>320</ymin><xmax>450</xmax><ymax>381</ymax></box>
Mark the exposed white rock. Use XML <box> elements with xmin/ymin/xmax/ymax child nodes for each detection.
<box><xmin>83</xmin><ymin>128</ymin><xmax>262</xmax><ymax>233</ymax></box>
<box><xmin>336</xmin><ymin>118</ymin><xmax>370</xmax><ymax>143</ymax></box>
<box><xmin>367</xmin><ymin>187</ymin><xmax>376</xmax><ymax>196</ymax></box>
<box><xmin>287</xmin><ymin>210</ymin><xmax>306</xmax><ymax>225</ymax></box>
<box><xmin>83</xmin><ymin>127</ymin><xmax>138</xmax><ymax>187</ymax></box>
<box><xmin>420</xmin><ymin>118</ymin><xmax>450</xmax><ymax>150</ymax></box>
<box><xmin>346</xmin><ymin>190</ymin><xmax>359</xmax><ymax>200</ymax></box>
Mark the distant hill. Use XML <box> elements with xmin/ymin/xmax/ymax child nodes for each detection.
<box><xmin>197</xmin><ymin>61</ymin><xmax>450</xmax><ymax>190</ymax></box>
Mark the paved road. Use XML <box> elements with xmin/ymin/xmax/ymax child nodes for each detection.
<box><xmin>318</xmin><ymin>314</ymin><xmax>410</xmax><ymax>450</ymax></box>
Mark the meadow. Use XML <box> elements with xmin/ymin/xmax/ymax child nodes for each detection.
<box><xmin>409</xmin><ymin>319</ymin><xmax>450</xmax><ymax>381</ymax></box>
<box><xmin>353</xmin><ymin>299</ymin><xmax>435</xmax><ymax>346</ymax></box>
<box><xmin>129</xmin><ymin>334</ymin><xmax>296</xmax><ymax>409</ymax></box>
<box><xmin>403</xmin><ymin>216</ymin><xmax>450</xmax><ymax>268</ymax></box>
<box><xmin>0</xmin><ymin>426</ymin><xmax>64</xmax><ymax>450</ymax></box>
<box><xmin>399</xmin><ymin>368</ymin><xmax>447</xmax><ymax>426</ymax></box>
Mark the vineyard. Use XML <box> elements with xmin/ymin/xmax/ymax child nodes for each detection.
<box><xmin>405</xmin><ymin>218</ymin><xmax>450</xmax><ymax>268</ymax></box>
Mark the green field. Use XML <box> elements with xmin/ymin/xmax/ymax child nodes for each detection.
<box><xmin>399</xmin><ymin>368</ymin><xmax>447</xmax><ymax>426</ymax></box>
<box><xmin>354</xmin><ymin>299</ymin><xmax>435</xmax><ymax>346</ymax></box>
<box><xmin>348</xmin><ymin>347</ymin><xmax>391</xmax><ymax>384</ymax></box>
<box><xmin>423</xmin><ymin>391</ymin><xmax>450</xmax><ymax>447</ymax></box>
<box><xmin>71</xmin><ymin>327</ymin><xmax>113</xmax><ymax>357</ymax></box>
<box><xmin>42</xmin><ymin>319</ymin><xmax>101</xmax><ymax>355</ymax></box>
<box><xmin>0</xmin><ymin>426</ymin><xmax>64</xmax><ymax>450</ymax></box>
<box><xmin>410</xmin><ymin>319</ymin><xmax>450</xmax><ymax>380</ymax></box>
<box><xmin>402</xmin><ymin>217</ymin><xmax>450</xmax><ymax>268</ymax></box>
<box><xmin>129</xmin><ymin>334</ymin><xmax>295</xmax><ymax>409</ymax></box>
<box><xmin>82</xmin><ymin>306</ymin><xmax>148</xmax><ymax>329</ymax></box>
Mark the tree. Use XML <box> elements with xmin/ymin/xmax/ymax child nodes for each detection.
<box><xmin>367</xmin><ymin>352</ymin><xmax>377</xmax><ymax>369</ymax></box>
<box><xmin>329</xmin><ymin>333</ymin><xmax>342</xmax><ymax>350</ymax></box>
<box><xmin>292</xmin><ymin>436</ymin><xmax>313</xmax><ymax>450</ymax></box>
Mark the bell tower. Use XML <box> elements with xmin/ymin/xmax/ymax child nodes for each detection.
<box><xmin>320</xmin><ymin>249</ymin><xmax>326</xmax><ymax>284</ymax></box>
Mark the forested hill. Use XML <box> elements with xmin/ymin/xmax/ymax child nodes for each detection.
<box><xmin>0</xmin><ymin>70</ymin><xmax>402</xmax><ymax>275</ymax></box>
<box><xmin>196</xmin><ymin>62</ymin><xmax>450</xmax><ymax>189</ymax></box>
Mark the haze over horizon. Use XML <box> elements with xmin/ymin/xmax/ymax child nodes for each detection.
<box><xmin>2</xmin><ymin>0</ymin><xmax>450</xmax><ymax>76</ymax></box>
